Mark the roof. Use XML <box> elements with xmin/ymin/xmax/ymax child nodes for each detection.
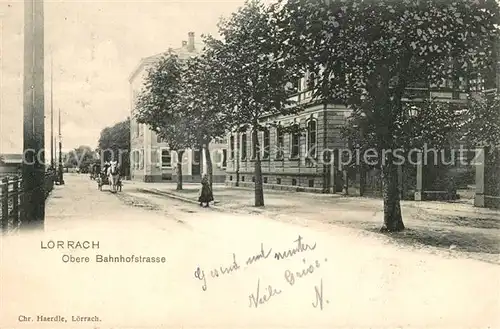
<box><xmin>0</xmin><ymin>153</ymin><xmax>23</xmax><ymax>164</ymax></box>
<box><xmin>128</xmin><ymin>41</ymin><xmax>204</xmax><ymax>83</ymax></box>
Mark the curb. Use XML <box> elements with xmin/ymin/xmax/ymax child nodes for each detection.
<box><xmin>137</xmin><ymin>188</ymin><xmax>223</xmax><ymax>211</ymax></box>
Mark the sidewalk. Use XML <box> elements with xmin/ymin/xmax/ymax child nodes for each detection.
<box><xmin>124</xmin><ymin>179</ymin><xmax>500</xmax><ymax>264</ymax></box>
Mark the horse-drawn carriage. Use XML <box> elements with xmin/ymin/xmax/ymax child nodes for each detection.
<box><xmin>96</xmin><ymin>161</ymin><xmax>122</xmax><ymax>192</ymax></box>
<box><xmin>89</xmin><ymin>163</ymin><xmax>101</xmax><ymax>180</ymax></box>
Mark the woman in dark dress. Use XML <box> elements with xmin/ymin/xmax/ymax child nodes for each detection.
<box><xmin>198</xmin><ymin>174</ymin><xmax>214</xmax><ymax>207</ymax></box>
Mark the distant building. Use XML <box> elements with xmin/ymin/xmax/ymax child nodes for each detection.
<box><xmin>0</xmin><ymin>154</ymin><xmax>23</xmax><ymax>176</ymax></box>
<box><xmin>129</xmin><ymin>32</ymin><xmax>227</xmax><ymax>182</ymax></box>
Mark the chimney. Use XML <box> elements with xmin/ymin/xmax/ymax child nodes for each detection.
<box><xmin>188</xmin><ymin>32</ymin><xmax>195</xmax><ymax>52</ymax></box>
<box><xmin>182</xmin><ymin>40</ymin><xmax>187</xmax><ymax>47</ymax></box>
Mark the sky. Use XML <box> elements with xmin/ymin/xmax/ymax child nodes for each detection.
<box><xmin>0</xmin><ymin>0</ymin><xmax>249</xmax><ymax>153</ymax></box>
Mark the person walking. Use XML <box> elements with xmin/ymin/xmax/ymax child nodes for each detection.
<box><xmin>198</xmin><ymin>174</ymin><xmax>214</xmax><ymax>207</ymax></box>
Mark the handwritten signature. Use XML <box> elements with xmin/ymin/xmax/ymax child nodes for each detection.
<box><xmin>248</xmin><ymin>279</ymin><xmax>282</xmax><ymax>308</ymax></box>
<box><xmin>193</xmin><ymin>235</ymin><xmax>328</xmax><ymax>309</ymax></box>
<box><xmin>312</xmin><ymin>278</ymin><xmax>329</xmax><ymax>310</ymax></box>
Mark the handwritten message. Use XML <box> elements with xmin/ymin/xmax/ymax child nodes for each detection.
<box><xmin>193</xmin><ymin>235</ymin><xmax>328</xmax><ymax>310</ymax></box>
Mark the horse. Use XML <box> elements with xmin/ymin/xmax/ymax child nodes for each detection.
<box><xmin>107</xmin><ymin>161</ymin><xmax>121</xmax><ymax>193</ymax></box>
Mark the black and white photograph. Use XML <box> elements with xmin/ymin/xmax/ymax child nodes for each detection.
<box><xmin>0</xmin><ymin>0</ymin><xmax>499</xmax><ymax>327</ymax></box>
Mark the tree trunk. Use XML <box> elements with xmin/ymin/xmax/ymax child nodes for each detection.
<box><xmin>253</xmin><ymin>128</ymin><xmax>264</xmax><ymax>207</ymax></box>
<box><xmin>381</xmin><ymin>158</ymin><xmax>405</xmax><ymax>232</ymax></box>
<box><xmin>203</xmin><ymin>143</ymin><xmax>213</xmax><ymax>191</ymax></box>
<box><xmin>359</xmin><ymin>163</ymin><xmax>366</xmax><ymax>197</ymax></box>
<box><xmin>176</xmin><ymin>150</ymin><xmax>184</xmax><ymax>190</ymax></box>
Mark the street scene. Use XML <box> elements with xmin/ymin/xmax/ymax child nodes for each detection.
<box><xmin>1</xmin><ymin>0</ymin><xmax>500</xmax><ymax>327</ymax></box>
<box><xmin>2</xmin><ymin>173</ymin><xmax>499</xmax><ymax>328</ymax></box>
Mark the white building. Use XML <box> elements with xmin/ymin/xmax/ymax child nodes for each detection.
<box><xmin>129</xmin><ymin>32</ymin><xmax>227</xmax><ymax>182</ymax></box>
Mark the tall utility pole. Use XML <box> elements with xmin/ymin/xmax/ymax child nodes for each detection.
<box><xmin>58</xmin><ymin>108</ymin><xmax>64</xmax><ymax>185</ymax></box>
<box><xmin>0</xmin><ymin>13</ymin><xmax>3</xmax><ymax>156</ymax></box>
<box><xmin>22</xmin><ymin>0</ymin><xmax>45</xmax><ymax>229</ymax></box>
<box><xmin>50</xmin><ymin>50</ymin><xmax>54</xmax><ymax>168</ymax></box>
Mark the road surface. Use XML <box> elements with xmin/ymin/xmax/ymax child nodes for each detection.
<box><xmin>1</xmin><ymin>174</ymin><xmax>499</xmax><ymax>328</ymax></box>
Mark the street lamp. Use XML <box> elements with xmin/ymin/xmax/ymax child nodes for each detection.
<box><xmin>58</xmin><ymin>108</ymin><xmax>64</xmax><ymax>185</ymax></box>
<box><xmin>408</xmin><ymin>105</ymin><xmax>418</xmax><ymax>118</ymax></box>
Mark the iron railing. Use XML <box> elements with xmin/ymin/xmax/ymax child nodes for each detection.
<box><xmin>0</xmin><ymin>171</ymin><xmax>56</xmax><ymax>233</ymax></box>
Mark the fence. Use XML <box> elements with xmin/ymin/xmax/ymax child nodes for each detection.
<box><xmin>0</xmin><ymin>171</ymin><xmax>56</xmax><ymax>233</ymax></box>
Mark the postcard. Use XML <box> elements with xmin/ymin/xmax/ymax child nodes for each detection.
<box><xmin>1</xmin><ymin>0</ymin><xmax>499</xmax><ymax>328</ymax></box>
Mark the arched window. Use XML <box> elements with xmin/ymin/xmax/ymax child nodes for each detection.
<box><xmin>307</xmin><ymin>119</ymin><xmax>317</xmax><ymax>158</ymax></box>
<box><xmin>290</xmin><ymin>124</ymin><xmax>300</xmax><ymax>159</ymax></box>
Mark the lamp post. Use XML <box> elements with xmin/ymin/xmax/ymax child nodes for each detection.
<box><xmin>58</xmin><ymin>108</ymin><xmax>64</xmax><ymax>184</ymax></box>
<box><xmin>50</xmin><ymin>50</ymin><xmax>54</xmax><ymax>169</ymax></box>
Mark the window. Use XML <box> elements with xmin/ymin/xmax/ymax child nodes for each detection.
<box><xmin>161</xmin><ymin>150</ymin><xmax>171</xmax><ymax>168</ymax></box>
<box><xmin>297</xmin><ymin>77</ymin><xmax>303</xmax><ymax>92</ymax></box>
<box><xmin>139</xmin><ymin>149</ymin><xmax>144</xmax><ymax>170</ymax></box>
<box><xmin>291</xmin><ymin>130</ymin><xmax>300</xmax><ymax>159</ymax></box>
<box><xmin>213</xmin><ymin>137</ymin><xmax>221</xmax><ymax>144</ymax></box>
<box><xmin>230</xmin><ymin>135</ymin><xmax>235</xmax><ymax>160</ymax></box>
<box><xmin>276</xmin><ymin>126</ymin><xmax>284</xmax><ymax>160</ymax></box>
<box><xmin>276</xmin><ymin>178</ymin><xmax>281</xmax><ymax>184</ymax></box>
<box><xmin>193</xmin><ymin>149</ymin><xmax>201</xmax><ymax>166</ymax></box>
<box><xmin>241</xmin><ymin>133</ymin><xmax>247</xmax><ymax>160</ymax></box>
<box><xmin>307</xmin><ymin>119</ymin><xmax>317</xmax><ymax>158</ymax></box>
<box><xmin>251</xmin><ymin>130</ymin><xmax>257</xmax><ymax>160</ymax></box>
<box><xmin>292</xmin><ymin>178</ymin><xmax>297</xmax><ymax>186</ymax></box>
<box><xmin>263</xmin><ymin>177</ymin><xmax>268</xmax><ymax>183</ymax></box>
<box><xmin>263</xmin><ymin>129</ymin><xmax>270</xmax><ymax>160</ymax></box>
<box><xmin>222</xmin><ymin>149</ymin><xmax>227</xmax><ymax>168</ymax></box>
<box><xmin>288</xmin><ymin>77</ymin><xmax>300</xmax><ymax>93</ymax></box>
<box><xmin>308</xmin><ymin>72</ymin><xmax>317</xmax><ymax>90</ymax></box>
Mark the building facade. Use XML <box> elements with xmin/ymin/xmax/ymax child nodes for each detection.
<box><xmin>225</xmin><ymin>76</ymin><xmax>349</xmax><ymax>193</ymax></box>
<box><xmin>225</xmin><ymin>73</ymin><xmax>470</xmax><ymax>196</ymax></box>
<box><xmin>0</xmin><ymin>154</ymin><xmax>23</xmax><ymax>177</ymax></box>
<box><xmin>129</xmin><ymin>32</ymin><xmax>227</xmax><ymax>183</ymax></box>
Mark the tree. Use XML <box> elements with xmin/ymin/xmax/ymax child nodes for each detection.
<box><xmin>97</xmin><ymin>118</ymin><xmax>131</xmax><ymax>177</ymax></box>
<box><xmin>278</xmin><ymin>0</ymin><xmax>500</xmax><ymax>231</ymax></box>
<box><xmin>462</xmin><ymin>91</ymin><xmax>500</xmax><ymax>149</ymax></box>
<box><xmin>135</xmin><ymin>54</ymin><xmax>195</xmax><ymax>190</ymax></box>
<box><xmin>181</xmin><ymin>43</ymin><xmax>235</xmax><ymax>190</ymax></box>
<box><xmin>212</xmin><ymin>0</ymin><xmax>301</xmax><ymax>206</ymax></box>
<box><xmin>67</xmin><ymin>145</ymin><xmax>95</xmax><ymax>173</ymax></box>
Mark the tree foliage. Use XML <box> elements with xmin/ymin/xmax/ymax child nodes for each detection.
<box><xmin>209</xmin><ymin>0</ymin><xmax>302</xmax><ymax>206</ymax></box>
<box><xmin>135</xmin><ymin>54</ymin><xmax>196</xmax><ymax>152</ymax></box>
<box><xmin>277</xmin><ymin>0</ymin><xmax>500</xmax><ymax>231</ymax></box>
<box><xmin>66</xmin><ymin>145</ymin><xmax>95</xmax><ymax>172</ymax></box>
<box><xmin>462</xmin><ymin>92</ymin><xmax>500</xmax><ymax>149</ymax></box>
<box><xmin>97</xmin><ymin>118</ymin><xmax>131</xmax><ymax>175</ymax></box>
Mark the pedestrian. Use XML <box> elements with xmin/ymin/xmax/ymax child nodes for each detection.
<box><xmin>198</xmin><ymin>174</ymin><xmax>214</xmax><ymax>207</ymax></box>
